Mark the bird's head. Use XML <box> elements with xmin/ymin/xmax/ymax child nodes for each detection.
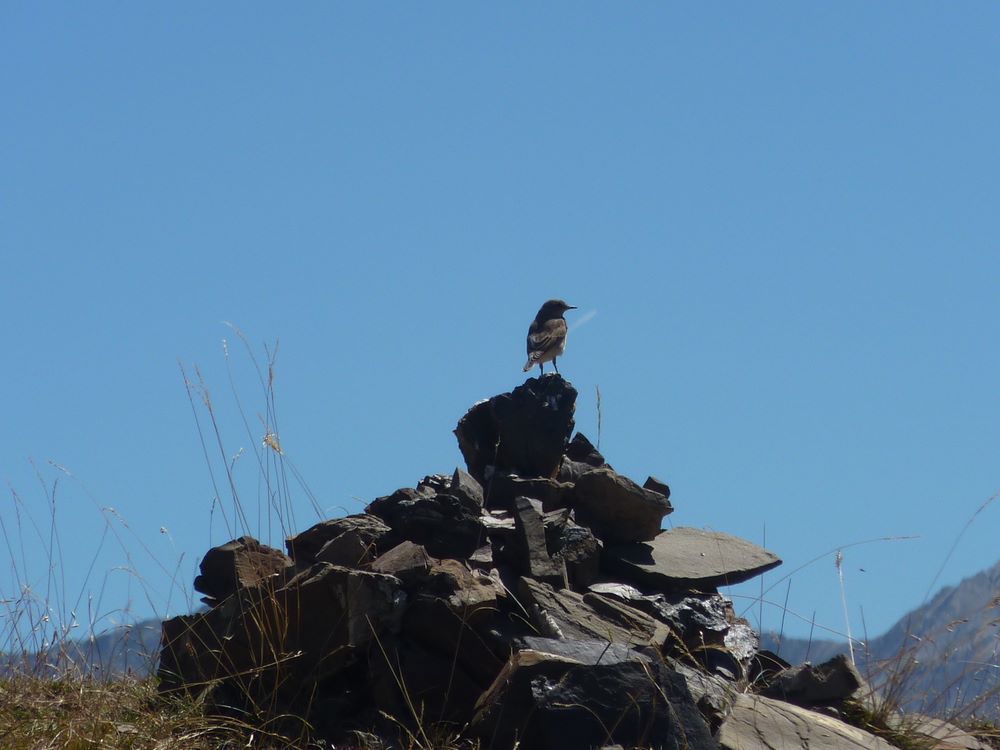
<box><xmin>539</xmin><ymin>299</ymin><xmax>577</xmax><ymax>317</ymax></box>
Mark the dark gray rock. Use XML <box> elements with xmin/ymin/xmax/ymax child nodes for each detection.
<box><xmin>454</xmin><ymin>375</ymin><xmax>577</xmax><ymax>484</ymax></box>
<box><xmin>513</xmin><ymin>496</ymin><xmax>568</xmax><ymax>588</ymax></box>
<box><xmin>517</xmin><ymin>577</ymin><xmax>669</xmax><ymax>647</ymax></box>
<box><xmin>546</xmin><ymin>511</ymin><xmax>601</xmax><ymax>590</ymax></box>
<box><xmin>368</xmin><ymin>634</ymin><xmax>486</xmax><ymax>728</ymax></box>
<box><xmin>565</xmin><ymin>432</ymin><xmax>606</xmax><ymax>468</ymax></box>
<box><xmin>286</xmin><ymin>515</ymin><xmax>393</xmax><ymax>566</ymax></box>
<box><xmin>485</xmin><ymin>473</ymin><xmax>571</xmax><ymax>511</ymax></box>
<box><xmin>370</xmin><ymin>541</ymin><xmax>434</xmax><ymax>586</ymax></box>
<box><xmin>643</xmin><ymin>475</ymin><xmax>671</xmax><ymax>500</ymax></box>
<box><xmin>558</xmin><ymin>432</ymin><xmax>608</xmax><ymax>482</ymax></box>
<box><xmin>366</xmin><ymin>486</ymin><xmax>483</xmax><ymax>559</ymax></box>
<box><xmin>193</xmin><ymin>536</ymin><xmax>292</xmax><ymax>606</ymax></box>
<box><xmin>470</xmin><ymin>649</ymin><xmax>718</xmax><ymax>750</ymax></box>
<box><xmin>760</xmin><ymin>653</ymin><xmax>863</xmax><ymax>706</ymax></box>
<box><xmin>570</xmin><ymin>467</ymin><xmax>673</xmax><ymax>543</ymax></box>
<box><xmin>604</xmin><ymin>527</ymin><xmax>782</xmax><ymax>592</ymax></box>
<box><xmin>315</xmin><ymin>532</ymin><xmax>374</xmax><ymax>568</ymax></box>
<box><xmin>451</xmin><ymin>467</ymin><xmax>484</xmax><ymax>508</ymax></box>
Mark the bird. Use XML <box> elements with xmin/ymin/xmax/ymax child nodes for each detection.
<box><xmin>523</xmin><ymin>299</ymin><xmax>577</xmax><ymax>375</ymax></box>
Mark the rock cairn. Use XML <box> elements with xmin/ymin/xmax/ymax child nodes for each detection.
<box><xmin>159</xmin><ymin>376</ymin><xmax>896</xmax><ymax>750</ymax></box>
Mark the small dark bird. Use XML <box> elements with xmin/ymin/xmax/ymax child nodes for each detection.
<box><xmin>523</xmin><ymin>299</ymin><xmax>577</xmax><ymax>375</ymax></box>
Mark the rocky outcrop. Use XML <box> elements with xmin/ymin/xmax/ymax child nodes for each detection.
<box><xmin>161</xmin><ymin>374</ymin><xmax>910</xmax><ymax>749</ymax></box>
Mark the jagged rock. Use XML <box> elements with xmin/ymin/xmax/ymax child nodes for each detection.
<box><xmin>545</xmin><ymin>511</ymin><xmax>601</xmax><ymax>590</ymax></box>
<box><xmin>193</xmin><ymin>536</ymin><xmax>292</xmax><ymax>606</ymax></box>
<box><xmin>557</xmin><ymin>432</ymin><xmax>608</xmax><ymax>482</ymax></box>
<box><xmin>454</xmin><ymin>375</ymin><xmax>577</xmax><ymax>484</ymax></box>
<box><xmin>604</xmin><ymin>527</ymin><xmax>782</xmax><ymax>592</ymax></box>
<box><xmin>370</xmin><ymin>541</ymin><xmax>434</xmax><ymax>586</ymax></box>
<box><xmin>286</xmin><ymin>515</ymin><xmax>393</xmax><ymax>566</ymax></box>
<box><xmin>518</xmin><ymin>577</ymin><xmax>670</xmax><ymax>647</ymax></box>
<box><xmin>160</xmin><ymin>563</ymin><xmax>405</xmax><ymax>704</ymax></box>
<box><xmin>718</xmin><ymin>693</ymin><xmax>897</xmax><ymax>750</ymax></box>
<box><xmin>761</xmin><ymin>654</ymin><xmax>863</xmax><ymax>706</ymax></box>
<box><xmin>485</xmin><ymin>473</ymin><xmax>571</xmax><ymax>510</ymax></box>
<box><xmin>450</xmin><ymin>467</ymin><xmax>484</xmax><ymax>508</ymax></box>
<box><xmin>513</xmin><ymin>496</ymin><xmax>568</xmax><ymax>588</ymax></box>
<box><xmin>570</xmin><ymin>467</ymin><xmax>672</xmax><ymax>543</ymax></box>
<box><xmin>588</xmin><ymin>583</ymin><xmax>756</xmax><ymax>668</ymax></box>
<box><xmin>470</xmin><ymin>649</ymin><xmax>717</xmax><ymax>750</ymax></box>
<box><xmin>366</xmin><ymin>486</ymin><xmax>482</xmax><ymax>559</ymax></box>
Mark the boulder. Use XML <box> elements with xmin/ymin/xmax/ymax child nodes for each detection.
<box><xmin>718</xmin><ymin>693</ymin><xmax>897</xmax><ymax>750</ymax></box>
<box><xmin>570</xmin><ymin>467</ymin><xmax>672</xmax><ymax>543</ymax></box>
<box><xmin>604</xmin><ymin>527</ymin><xmax>781</xmax><ymax>592</ymax></box>
<box><xmin>286</xmin><ymin>515</ymin><xmax>393</xmax><ymax>566</ymax></box>
<box><xmin>455</xmin><ymin>375</ymin><xmax>577</xmax><ymax>484</ymax></box>
<box><xmin>470</xmin><ymin>649</ymin><xmax>717</xmax><ymax>750</ymax></box>
<box><xmin>761</xmin><ymin>654</ymin><xmax>863</xmax><ymax>706</ymax></box>
<box><xmin>513</xmin><ymin>496</ymin><xmax>568</xmax><ymax>589</ymax></box>
<box><xmin>366</xmin><ymin>486</ymin><xmax>482</xmax><ymax>559</ymax></box>
<box><xmin>193</xmin><ymin>536</ymin><xmax>292</xmax><ymax>606</ymax></box>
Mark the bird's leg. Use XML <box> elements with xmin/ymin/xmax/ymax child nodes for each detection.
<box><xmin>553</xmin><ymin>358</ymin><xmax>560</xmax><ymax>374</ymax></box>
<box><xmin>539</xmin><ymin>362</ymin><xmax>545</xmax><ymax>375</ymax></box>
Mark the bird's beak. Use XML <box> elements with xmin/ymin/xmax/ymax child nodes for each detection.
<box><xmin>568</xmin><ymin>305</ymin><xmax>578</xmax><ymax>310</ymax></box>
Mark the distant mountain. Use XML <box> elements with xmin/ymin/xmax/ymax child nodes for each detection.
<box><xmin>1</xmin><ymin>618</ymin><xmax>161</xmax><ymax>678</ymax></box>
<box><xmin>762</xmin><ymin>559</ymin><xmax>1000</xmax><ymax>719</ymax></box>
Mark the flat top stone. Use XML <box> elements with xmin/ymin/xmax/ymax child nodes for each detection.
<box><xmin>605</xmin><ymin>526</ymin><xmax>781</xmax><ymax>591</ymax></box>
<box><xmin>719</xmin><ymin>693</ymin><xmax>896</xmax><ymax>750</ymax></box>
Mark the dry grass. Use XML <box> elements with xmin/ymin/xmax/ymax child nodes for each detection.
<box><xmin>1</xmin><ymin>674</ymin><xmax>248</xmax><ymax>750</ymax></box>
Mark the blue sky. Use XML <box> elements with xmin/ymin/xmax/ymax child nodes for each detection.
<box><xmin>2</xmin><ymin>4</ymin><xmax>999</xmax><ymax>643</ymax></box>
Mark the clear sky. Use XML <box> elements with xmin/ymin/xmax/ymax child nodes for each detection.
<box><xmin>3</xmin><ymin>4</ymin><xmax>999</xmax><ymax>643</ymax></box>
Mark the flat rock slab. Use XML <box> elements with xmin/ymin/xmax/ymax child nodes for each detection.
<box><xmin>604</xmin><ymin>527</ymin><xmax>781</xmax><ymax>592</ymax></box>
<box><xmin>719</xmin><ymin>693</ymin><xmax>896</xmax><ymax>750</ymax></box>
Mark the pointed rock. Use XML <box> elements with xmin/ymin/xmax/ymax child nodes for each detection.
<box><xmin>604</xmin><ymin>527</ymin><xmax>781</xmax><ymax>592</ymax></box>
<box><xmin>513</xmin><ymin>496</ymin><xmax>568</xmax><ymax>589</ymax></box>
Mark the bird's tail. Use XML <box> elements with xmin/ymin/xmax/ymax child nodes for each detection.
<box><xmin>522</xmin><ymin>359</ymin><xmax>535</xmax><ymax>372</ymax></box>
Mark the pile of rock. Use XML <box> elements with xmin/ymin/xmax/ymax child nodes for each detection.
<box><xmin>159</xmin><ymin>376</ymin><xmax>911</xmax><ymax>749</ymax></box>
